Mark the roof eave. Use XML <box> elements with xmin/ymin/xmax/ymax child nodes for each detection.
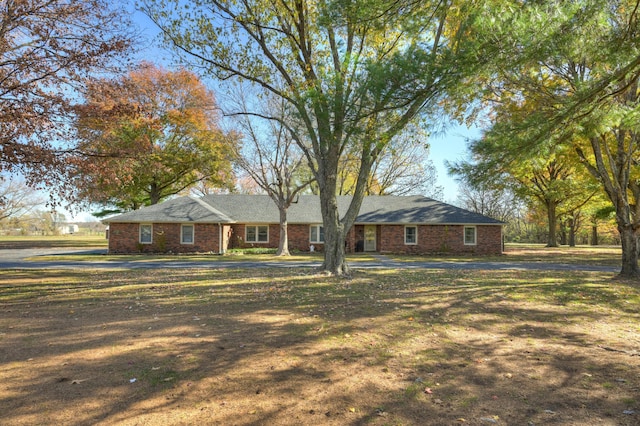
<box><xmin>353</xmin><ymin>222</ymin><xmax>504</xmax><ymax>226</ymax></box>
<box><xmin>103</xmin><ymin>219</ymin><xmax>237</xmax><ymax>224</ymax></box>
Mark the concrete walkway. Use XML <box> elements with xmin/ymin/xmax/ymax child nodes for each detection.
<box><xmin>0</xmin><ymin>249</ymin><xmax>620</xmax><ymax>273</ymax></box>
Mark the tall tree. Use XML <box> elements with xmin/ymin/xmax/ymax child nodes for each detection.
<box><xmin>574</xmin><ymin>92</ymin><xmax>640</xmax><ymax>275</ymax></box>
<box><xmin>231</xmin><ymin>92</ymin><xmax>314</xmax><ymax>256</ymax></box>
<box><xmin>466</xmin><ymin>0</ymin><xmax>640</xmax><ymax>276</ymax></box>
<box><xmin>449</xmin><ymin>134</ymin><xmax>599</xmax><ymax>247</ymax></box>
<box><xmin>142</xmin><ymin>0</ymin><xmax>482</xmax><ymax>275</ymax></box>
<box><xmin>0</xmin><ymin>0</ymin><xmax>133</xmax><ymax>191</ymax></box>
<box><xmin>585</xmin><ymin>201</ymin><xmax>616</xmax><ymax>246</ymax></box>
<box><xmin>72</xmin><ymin>63</ymin><xmax>237</xmax><ymax>212</ymax></box>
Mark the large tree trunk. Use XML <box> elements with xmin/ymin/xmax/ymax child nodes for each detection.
<box><xmin>568</xmin><ymin>226</ymin><xmax>576</xmax><ymax>247</ymax></box>
<box><xmin>618</xmin><ymin>222</ymin><xmax>640</xmax><ymax>277</ymax></box>
<box><xmin>316</xmin><ymin>146</ymin><xmax>373</xmax><ymax>276</ymax></box>
<box><xmin>559</xmin><ymin>219</ymin><xmax>567</xmax><ymax>245</ymax></box>
<box><xmin>568</xmin><ymin>216</ymin><xmax>576</xmax><ymax>247</ymax></box>
<box><xmin>323</xmin><ymin>221</ymin><xmax>348</xmax><ymax>274</ymax></box>
<box><xmin>276</xmin><ymin>207</ymin><xmax>290</xmax><ymax>256</ymax></box>
<box><xmin>546</xmin><ymin>201</ymin><xmax>558</xmax><ymax>247</ymax></box>
<box><xmin>319</xmin><ymin>190</ymin><xmax>349</xmax><ymax>275</ymax></box>
<box><xmin>149</xmin><ymin>182</ymin><xmax>161</xmax><ymax>205</ymax></box>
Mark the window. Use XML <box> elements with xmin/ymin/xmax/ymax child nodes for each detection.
<box><xmin>246</xmin><ymin>225</ymin><xmax>269</xmax><ymax>243</ymax></box>
<box><xmin>139</xmin><ymin>224</ymin><xmax>152</xmax><ymax>244</ymax></box>
<box><xmin>310</xmin><ymin>224</ymin><xmax>324</xmax><ymax>243</ymax></box>
<box><xmin>464</xmin><ymin>226</ymin><xmax>476</xmax><ymax>245</ymax></box>
<box><xmin>181</xmin><ymin>224</ymin><xmax>194</xmax><ymax>244</ymax></box>
<box><xmin>405</xmin><ymin>226</ymin><xmax>417</xmax><ymax>244</ymax></box>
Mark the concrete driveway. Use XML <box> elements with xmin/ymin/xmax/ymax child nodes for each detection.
<box><xmin>0</xmin><ymin>248</ymin><xmax>620</xmax><ymax>273</ymax></box>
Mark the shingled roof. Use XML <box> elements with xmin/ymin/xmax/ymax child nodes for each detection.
<box><xmin>103</xmin><ymin>196</ymin><xmax>234</xmax><ymax>224</ymax></box>
<box><xmin>104</xmin><ymin>194</ymin><xmax>503</xmax><ymax>226</ymax></box>
<box><xmin>355</xmin><ymin>195</ymin><xmax>503</xmax><ymax>225</ymax></box>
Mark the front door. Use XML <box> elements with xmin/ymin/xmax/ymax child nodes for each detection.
<box><xmin>364</xmin><ymin>225</ymin><xmax>376</xmax><ymax>252</ymax></box>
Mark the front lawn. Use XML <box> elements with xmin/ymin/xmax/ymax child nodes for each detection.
<box><xmin>389</xmin><ymin>244</ymin><xmax>622</xmax><ymax>266</ymax></box>
<box><xmin>1</xmin><ymin>267</ymin><xmax>638</xmax><ymax>425</ymax></box>
<box><xmin>0</xmin><ymin>235</ymin><xmax>107</xmax><ymax>249</ymax></box>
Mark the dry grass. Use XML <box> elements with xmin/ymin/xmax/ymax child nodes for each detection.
<box><xmin>389</xmin><ymin>244</ymin><xmax>623</xmax><ymax>266</ymax></box>
<box><xmin>0</xmin><ymin>235</ymin><xmax>107</xmax><ymax>249</ymax></box>
<box><xmin>1</xmin><ymin>265</ymin><xmax>639</xmax><ymax>426</ymax></box>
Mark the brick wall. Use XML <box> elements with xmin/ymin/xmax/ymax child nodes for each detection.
<box><xmin>108</xmin><ymin>222</ymin><xmax>502</xmax><ymax>255</ymax></box>
<box><xmin>474</xmin><ymin>226</ymin><xmax>504</xmax><ymax>254</ymax></box>
<box><xmin>378</xmin><ymin>224</ymin><xmax>502</xmax><ymax>255</ymax></box>
<box><xmin>107</xmin><ymin>222</ymin><xmax>221</xmax><ymax>253</ymax></box>
<box><xmin>227</xmin><ymin>223</ymin><xmax>323</xmax><ymax>252</ymax></box>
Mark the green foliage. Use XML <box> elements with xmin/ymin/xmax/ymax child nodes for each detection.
<box><xmin>226</xmin><ymin>247</ymin><xmax>278</xmax><ymax>255</ymax></box>
<box><xmin>141</xmin><ymin>0</ymin><xmax>489</xmax><ymax>273</ymax></box>
<box><xmin>450</xmin><ymin>0</ymin><xmax>640</xmax><ymax>269</ymax></box>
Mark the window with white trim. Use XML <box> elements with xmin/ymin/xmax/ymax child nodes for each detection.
<box><xmin>310</xmin><ymin>224</ymin><xmax>324</xmax><ymax>243</ymax></box>
<box><xmin>405</xmin><ymin>226</ymin><xmax>417</xmax><ymax>244</ymax></box>
<box><xmin>246</xmin><ymin>225</ymin><xmax>269</xmax><ymax>243</ymax></box>
<box><xmin>181</xmin><ymin>224</ymin><xmax>194</xmax><ymax>244</ymax></box>
<box><xmin>464</xmin><ymin>226</ymin><xmax>476</xmax><ymax>245</ymax></box>
<box><xmin>139</xmin><ymin>224</ymin><xmax>152</xmax><ymax>244</ymax></box>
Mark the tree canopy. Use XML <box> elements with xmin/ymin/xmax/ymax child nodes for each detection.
<box><xmin>71</xmin><ymin>63</ymin><xmax>237</xmax><ymax>212</ymax></box>
<box><xmin>0</xmin><ymin>0</ymin><xmax>133</xmax><ymax>192</ymax></box>
<box><xmin>142</xmin><ymin>0</ymin><xmax>484</xmax><ymax>274</ymax></box>
<box><xmin>449</xmin><ymin>130</ymin><xmax>600</xmax><ymax>247</ymax></box>
<box><xmin>458</xmin><ymin>0</ymin><xmax>640</xmax><ymax>276</ymax></box>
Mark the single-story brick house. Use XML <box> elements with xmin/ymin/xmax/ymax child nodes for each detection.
<box><xmin>103</xmin><ymin>194</ymin><xmax>504</xmax><ymax>255</ymax></box>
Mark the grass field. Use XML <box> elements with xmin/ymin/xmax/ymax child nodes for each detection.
<box><xmin>0</xmin><ymin>235</ymin><xmax>107</xmax><ymax>249</ymax></box>
<box><xmin>1</xmin><ymin>257</ymin><xmax>639</xmax><ymax>425</ymax></box>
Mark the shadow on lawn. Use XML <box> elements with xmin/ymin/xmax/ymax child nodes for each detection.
<box><xmin>0</xmin><ymin>268</ymin><xmax>639</xmax><ymax>425</ymax></box>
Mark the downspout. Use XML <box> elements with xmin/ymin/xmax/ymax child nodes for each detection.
<box><xmin>219</xmin><ymin>223</ymin><xmax>223</xmax><ymax>255</ymax></box>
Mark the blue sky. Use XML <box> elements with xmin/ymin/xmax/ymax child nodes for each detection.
<box><xmin>430</xmin><ymin>124</ymin><xmax>480</xmax><ymax>203</ymax></box>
